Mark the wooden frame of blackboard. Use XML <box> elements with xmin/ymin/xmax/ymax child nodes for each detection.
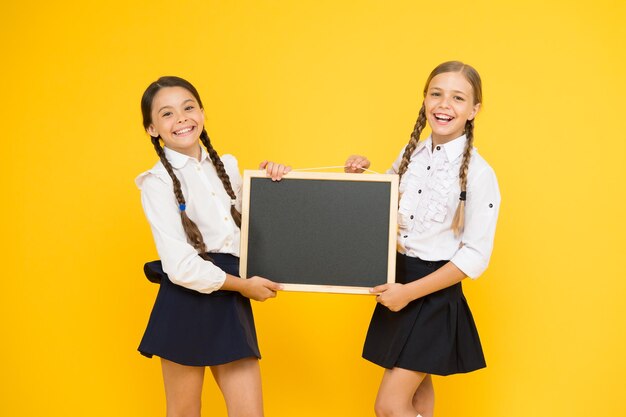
<box><xmin>240</xmin><ymin>170</ymin><xmax>398</xmax><ymax>294</ymax></box>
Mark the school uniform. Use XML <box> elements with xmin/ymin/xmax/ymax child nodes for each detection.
<box><xmin>136</xmin><ymin>146</ymin><xmax>260</xmax><ymax>367</ymax></box>
<box><xmin>362</xmin><ymin>135</ymin><xmax>500</xmax><ymax>376</ymax></box>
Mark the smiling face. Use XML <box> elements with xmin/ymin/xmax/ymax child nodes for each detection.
<box><xmin>424</xmin><ymin>71</ymin><xmax>481</xmax><ymax>145</ymax></box>
<box><xmin>146</xmin><ymin>86</ymin><xmax>205</xmax><ymax>159</ymax></box>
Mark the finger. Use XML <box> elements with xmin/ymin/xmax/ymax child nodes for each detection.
<box><xmin>344</xmin><ymin>156</ymin><xmax>359</xmax><ymax>171</ymax></box>
<box><xmin>355</xmin><ymin>157</ymin><xmax>370</xmax><ymax>171</ymax></box>
<box><xmin>275</xmin><ymin>165</ymin><xmax>291</xmax><ymax>179</ymax></box>
<box><xmin>258</xmin><ymin>160</ymin><xmax>268</xmax><ymax>169</ymax></box>
<box><xmin>271</xmin><ymin>163</ymin><xmax>281</xmax><ymax>181</ymax></box>
<box><xmin>273</xmin><ymin>164</ymin><xmax>285</xmax><ymax>180</ymax></box>
<box><xmin>262</xmin><ymin>289</ymin><xmax>276</xmax><ymax>299</ymax></box>
<box><xmin>276</xmin><ymin>164</ymin><xmax>290</xmax><ymax>180</ymax></box>
<box><xmin>346</xmin><ymin>156</ymin><xmax>368</xmax><ymax>172</ymax></box>
<box><xmin>372</xmin><ymin>284</ymin><xmax>389</xmax><ymax>293</ymax></box>
<box><xmin>276</xmin><ymin>164</ymin><xmax>286</xmax><ymax>179</ymax></box>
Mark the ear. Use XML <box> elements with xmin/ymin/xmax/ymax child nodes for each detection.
<box><xmin>468</xmin><ymin>102</ymin><xmax>481</xmax><ymax>121</ymax></box>
<box><xmin>147</xmin><ymin>124</ymin><xmax>158</xmax><ymax>138</ymax></box>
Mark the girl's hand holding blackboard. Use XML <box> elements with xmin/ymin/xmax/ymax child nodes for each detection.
<box><xmin>242</xmin><ymin>276</ymin><xmax>283</xmax><ymax>302</ymax></box>
<box><xmin>259</xmin><ymin>160</ymin><xmax>292</xmax><ymax>181</ymax></box>
<box><xmin>371</xmin><ymin>283</ymin><xmax>411</xmax><ymax>312</ymax></box>
<box><xmin>344</xmin><ymin>155</ymin><xmax>371</xmax><ymax>173</ymax></box>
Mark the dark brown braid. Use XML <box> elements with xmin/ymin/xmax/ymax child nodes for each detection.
<box><xmin>199</xmin><ymin>130</ymin><xmax>242</xmax><ymax>228</ymax></box>
<box><xmin>150</xmin><ymin>136</ymin><xmax>211</xmax><ymax>260</ymax></box>
<box><xmin>451</xmin><ymin>119</ymin><xmax>475</xmax><ymax>236</ymax></box>
<box><xmin>398</xmin><ymin>104</ymin><xmax>427</xmax><ymax>179</ymax></box>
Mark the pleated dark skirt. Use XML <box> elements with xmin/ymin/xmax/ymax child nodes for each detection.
<box><xmin>138</xmin><ymin>253</ymin><xmax>261</xmax><ymax>367</ymax></box>
<box><xmin>362</xmin><ymin>253</ymin><xmax>485</xmax><ymax>376</ymax></box>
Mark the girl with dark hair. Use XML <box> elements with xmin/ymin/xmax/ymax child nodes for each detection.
<box><xmin>136</xmin><ymin>76</ymin><xmax>289</xmax><ymax>417</ymax></box>
<box><xmin>345</xmin><ymin>61</ymin><xmax>501</xmax><ymax>417</ymax></box>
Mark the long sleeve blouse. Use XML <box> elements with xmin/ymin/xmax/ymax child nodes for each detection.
<box><xmin>136</xmin><ymin>146</ymin><xmax>242</xmax><ymax>293</ymax></box>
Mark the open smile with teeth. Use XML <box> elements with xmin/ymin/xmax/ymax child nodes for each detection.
<box><xmin>174</xmin><ymin>126</ymin><xmax>195</xmax><ymax>136</ymax></box>
<box><xmin>434</xmin><ymin>113</ymin><xmax>454</xmax><ymax>122</ymax></box>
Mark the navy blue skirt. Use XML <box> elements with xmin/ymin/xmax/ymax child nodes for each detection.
<box><xmin>362</xmin><ymin>253</ymin><xmax>486</xmax><ymax>376</ymax></box>
<box><xmin>138</xmin><ymin>254</ymin><xmax>261</xmax><ymax>367</ymax></box>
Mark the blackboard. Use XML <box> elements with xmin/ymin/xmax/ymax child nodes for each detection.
<box><xmin>240</xmin><ymin>171</ymin><xmax>398</xmax><ymax>294</ymax></box>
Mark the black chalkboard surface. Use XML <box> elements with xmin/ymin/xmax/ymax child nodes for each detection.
<box><xmin>240</xmin><ymin>171</ymin><xmax>398</xmax><ymax>294</ymax></box>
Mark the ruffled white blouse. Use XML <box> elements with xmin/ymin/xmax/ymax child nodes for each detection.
<box><xmin>388</xmin><ymin>135</ymin><xmax>500</xmax><ymax>279</ymax></box>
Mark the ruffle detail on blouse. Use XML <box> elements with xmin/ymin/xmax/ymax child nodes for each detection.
<box><xmin>398</xmin><ymin>157</ymin><xmax>459</xmax><ymax>233</ymax></box>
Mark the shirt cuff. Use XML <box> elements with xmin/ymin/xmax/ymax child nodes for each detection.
<box><xmin>450</xmin><ymin>249</ymin><xmax>488</xmax><ymax>280</ymax></box>
<box><xmin>163</xmin><ymin>256</ymin><xmax>228</xmax><ymax>294</ymax></box>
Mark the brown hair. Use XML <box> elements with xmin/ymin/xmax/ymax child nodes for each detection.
<box><xmin>141</xmin><ymin>76</ymin><xmax>241</xmax><ymax>258</ymax></box>
<box><xmin>397</xmin><ymin>61</ymin><xmax>482</xmax><ymax>237</ymax></box>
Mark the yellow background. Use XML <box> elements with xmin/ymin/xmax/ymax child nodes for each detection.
<box><xmin>2</xmin><ymin>1</ymin><xmax>625</xmax><ymax>416</ymax></box>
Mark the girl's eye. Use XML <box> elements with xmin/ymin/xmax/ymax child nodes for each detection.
<box><xmin>454</xmin><ymin>96</ymin><xmax>465</xmax><ymax>101</ymax></box>
<box><xmin>161</xmin><ymin>111</ymin><xmax>172</xmax><ymax>117</ymax></box>
<box><xmin>185</xmin><ymin>106</ymin><xmax>195</xmax><ymax>111</ymax></box>
<box><xmin>431</xmin><ymin>92</ymin><xmax>440</xmax><ymax>97</ymax></box>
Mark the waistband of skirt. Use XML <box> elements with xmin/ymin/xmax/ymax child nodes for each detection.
<box><xmin>144</xmin><ymin>253</ymin><xmax>239</xmax><ymax>284</ymax></box>
<box><xmin>396</xmin><ymin>252</ymin><xmax>448</xmax><ymax>269</ymax></box>
<box><xmin>203</xmin><ymin>252</ymin><xmax>239</xmax><ymax>265</ymax></box>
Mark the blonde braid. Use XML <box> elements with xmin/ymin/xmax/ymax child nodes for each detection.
<box><xmin>451</xmin><ymin>119</ymin><xmax>475</xmax><ymax>236</ymax></box>
<box><xmin>398</xmin><ymin>104</ymin><xmax>427</xmax><ymax>180</ymax></box>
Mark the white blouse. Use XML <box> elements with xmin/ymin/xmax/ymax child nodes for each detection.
<box><xmin>136</xmin><ymin>146</ymin><xmax>242</xmax><ymax>293</ymax></box>
<box><xmin>388</xmin><ymin>135</ymin><xmax>501</xmax><ymax>279</ymax></box>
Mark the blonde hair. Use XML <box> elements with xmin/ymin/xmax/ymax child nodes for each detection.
<box><xmin>398</xmin><ymin>61</ymin><xmax>483</xmax><ymax>237</ymax></box>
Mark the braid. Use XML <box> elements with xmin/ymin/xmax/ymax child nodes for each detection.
<box><xmin>451</xmin><ymin>119</ymin><xmax>475</xmax><ymax>237</ymax></box>
<box><xmin>199</xmin><ymin>130</ymin><xmax>242</xmax><ymax>228</ymax></box>
<box><xmin>398</xmin><ymin>104</ymin><xmax>427</xmax><ymax>180</ymax></box>
<box><xmin>150</xmin><ymin>136</ymin><xmax>209</xmax><ymax>258</ymax></box>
